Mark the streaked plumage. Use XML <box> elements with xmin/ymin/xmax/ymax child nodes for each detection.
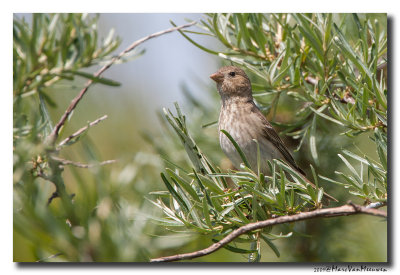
<box><xmin>210</xmin><ymin>66</ymin><xmax>336</xmax><ymax>203</ymax></box>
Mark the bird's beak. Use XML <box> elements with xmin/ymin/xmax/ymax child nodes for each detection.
<box><xmin>210</xmin><ymin>72</ymin><xmax>224</xmax><ymax>83</ymax></box>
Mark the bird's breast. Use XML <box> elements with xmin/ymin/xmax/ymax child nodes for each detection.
<box><xmin>218</xmin><ymin>102</ymin><xmax>282</xmax><ymax>173</ymax></box>
<box><xmin>219</xmin><ymin>103</ymin><xmax>258</xmax><ymax>168</ymax></box>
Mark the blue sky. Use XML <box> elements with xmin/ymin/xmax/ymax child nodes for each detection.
<box><xmin>96</xmin><ymin>14</ymin><xmax>220</xmax><ymax>114</ymax></box>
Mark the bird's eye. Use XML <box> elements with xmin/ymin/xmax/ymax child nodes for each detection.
<box><xmin>229</xmin><ymin>71</ymin><xmax>236</xmax><ymax>77</ymax></box>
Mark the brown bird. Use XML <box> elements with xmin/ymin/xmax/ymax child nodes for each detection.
<box><xmin>210</xmin><ymin>66</ymin><xmax>337</xmax><ymax>203</ymax></box>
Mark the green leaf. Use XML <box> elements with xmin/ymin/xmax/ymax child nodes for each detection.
<box><xmin>163</xmin><ymin>107</ymin><xmax>204</xmax><ymax>173</ymax></box>
<box><xmin>310</xmin><ymin>106</ymin><xmax>345</xmax><ymax>126</ymax></box>
<box><xmin>338</xmin><ymin>154</ymin><xmax>363</xmax><ymax>185</ymax></box>
<box><xmin>233</xmin><ymin>203</ymin><xmax>250</xmax><ymax>224</ymax></box>
<box><xmin>324</xmin><ymin>13</ymin><xmax>333</xmax><ymax>51</ymax></box>
<box><xmin>66</xmin><ymin>70</ymin><xmax>121</xmax><ymax>86</ymax></box>
<box><xmin>272</xmin><ymin>50</ymin><xmax>293</xmax><ymax>85</ymax></box>
<box><xmin>309</xmin><ymin>115</ymin><xmax>319</xmax><ymax>165</ymax></box>
<box><xmin>30</xmin><ymin>14</ymin><xmax>40</xmax><ymax>68</ymax></box>
<box><xmin>335</xmin><ymin>171</ymin><xmax>362</xmax><ymax>191</ymax></box>
<box><xmin>38</xmin><ymin>92</ymin><xmax>54</xmax><ymax>137</ymax></box>
<box><xmin>269</xmin><ymin>50</ymin><xmax>285</xmax><ymax>84</ymax></box>
<box><xmin>317</xmin><ymin>188</ymin><xmax>324</xmax><ymax>203</ymax></box>
<box><xmin>202</xmin><ymin>120</ymin><xmax>218</xmax><ymax>128</ymax></box>
<box><xmin>376</xmin><ymin>142</ymin><xmax>387</xmax><ymax>171</ymax></box>
<box><xmin>192</xmin><ymin>169</ymin><xmax>218</xmax><ymax>205</ymax></box>
<box><xmin>309</xmin><ymin>164</ymin><xmax>319</xmax><ymax>189</ymax></box>
<box><xmin>202</xmin><ymin>196</ymin><xmax>213</xmax><ymax>228</ymax></box>
<box><xmin>260</xmin><ymin>234</ymin><xmax>280</xmax><ymax>258</ymax></box>
<box><xmin>333</xmin><ymin>23</ymin><xmax>382</xmax><ymax>103</ymax></box>
<box><xmin>161</xmin><ymin>173</ymin><xmax>189</xmax><ymax>213</ymax></box>
<box><xmin>306</xmin><ymin>183</ymin><xmax>317</xmax><ymax>201</ymax></box>
<box><xmin>361</xmin><ymin>87</ymin><xmax>368</xmax><ymax>119</ymax></box>
<box><xmin>170</xmin><ymin>20</ymin><xmax>221</xmax><ymax>55</ymax></box>
<box><xmin>166</xmin><ymin>169</ymin><xmax>201</xmax><ymax>202</ymax></box>
<box><xmin>253</xmin><ymin>139</ymin><xmax>261</xmax><ymax>176</ymax></box>
<box><xmin>236</xmin><ymin>13</ymin><xmax>257</xmax><ymax>53</ymax></box>
<box><xmin>265</xmin><ymin>232</ymin><xmax>293</xmax><ymax>239</ymax></box>
<box><xmin>293</xmin><ymin>14</ymin><xmax>324</xmax><ymax>61</ymax></box>
<box><xmin>342</xmin><ymin>149</ymin><xmax>384</xmax><ymax>172</ymax></box>
<box><xmin>173</xmin><ymin>182</ymin><xmax>203</xmax><ymax>227</ymax></box>
<box><xmin>212</xmin><ymin>14</ymin><xmax>231</xmax><ymax>48</ymax></box>
<box><xmin>278</xmin><ymin>168</ymin><xmax>287</xmax><ymax>207</ymax></box>
<box><xmin>243</xmin><ymin>185</ymin><xmax>276</xmax><ymax>204</ymax></box>
<box><xmin>319</xmin><ymin>175</ymin><xmax>346</xmax><ymax>186</ymax></box>
<box><xmin>195</xmin><ymin>174</ymin><xmax>224</xmax><ymax>195</ymax></box>
<box><xmin>212</xmin><ymin>239</ymin><xmax>257</xmax><ymax>254</ymax></box>
<box><xmin>220</xmin><ymin>129</ymin><xmax>251</xmax><ymax>169</ymax></box>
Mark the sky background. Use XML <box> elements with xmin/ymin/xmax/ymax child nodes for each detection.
<box><xmin>96</xmin><ymin>13</ymin><xmax>220</xmax><ymax>119</ymax></box>
<box><xmin>90</xmin><ymin>14</ymin><xmax>222</xmax><ymax>158</ymax></box>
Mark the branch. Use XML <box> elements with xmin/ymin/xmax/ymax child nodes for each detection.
<box><xmin>366</xmin><ymin>201</ymin><xmax>387</xmax><ymax>209</ymax></box>
<box><xmin>46</xmin><ymin>21</ymin><xmax>197</xmax><ymax>145</ymax></box>
<box><xmin>150</xmin><ymin>203</ymin><xmax>387</xmax><ymax>262</ymax></box>
<box><xmin>57</xmin><ymin>115</ymin><xmax>108</xmax><ymax>148</ymax></box>
<box><xmin>47</xmin><ymin>191</ymin><xmax>59</xmax><ymax>205</ymax></box>
<box><xmin>47</xmin><ymin>191</ymin><xmax>75</xmax><ymax>205</ymax></box>
<box><xmin>51</xmin><ymin>156</ymin><xmax>116</xmax><ymax>168</ymax></box>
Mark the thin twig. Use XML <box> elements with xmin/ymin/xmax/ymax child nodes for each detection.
<box><xmin>47</xmin><ymin>192</ymin><xmax>59</xmax><ymax>205</ymax></box>
<box><xmin>150</xmin><ymin>203</ymin><xmax>387</xmax><ymax>262</ymax></box>
<box><xmin>51</xmin><ymin>156</ymin><xmax>116</xmax><ymax>168</ymax></box>
<box><xmin>57</xmin><ymin>115</ymin><xmax>108</xmax><ymax>148</ymax></box>
<box><xmin>36</xmin><ymin>170</ymin><xmax>52</xmax><ymax>182</ymax></box>
<box><xmin>46</xmin><ymin>21</ymin><xmax>197</xmax><ymax>145</ymax></box>
<box><xmin>47</xmin><ymin>192</ymin><xmax>75</xmax><ymax>206</ymax></box>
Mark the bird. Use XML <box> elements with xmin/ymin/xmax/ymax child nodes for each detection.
<box><xmin>210</xmin><ymin>65</ymin><xmax>337</xmax><ymax>203</ymax></box>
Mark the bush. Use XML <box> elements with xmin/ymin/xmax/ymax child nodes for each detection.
<box><xmin>149</xmin><ymin>13</ymin><xmax>387</xmax><ymax>262</ymax></box>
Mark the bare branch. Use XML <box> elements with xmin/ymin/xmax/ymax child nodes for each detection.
<box><xmin>46</xmin><ymin>21</ymin><xmax>197</xmax><ymax>145</ymax></box>
<box><xmin>35</xmin><ymin>169</ymin><xmax>52</xmax><ymax>182</ymax></box>
<box><xmin>150</xmin><ymin>203</ymin><xmax>387</xmax><ymax>262</ymax></box>
<box><xmin>366</xmin><ymin>201</ymin><xmax>387</xmax><ymax>209</ymax></box>
<box><xmin>47</xmin><ymin>191</ymin><xmax>59</xmax><ymax>205</ymax></box>
<box><xmin>51</xmin><ymin>156</ymin><xmax>116</xmax><ymax>168</ymax></box>
<box><xmin>47</xmin><ymin>191</ymin><xmax>75</xmax><ymax>206</ymax></box>
<box><xmin>57</xmin><ymin>115</ymin><xmax>108</xmax><ymax>148</ymax></box>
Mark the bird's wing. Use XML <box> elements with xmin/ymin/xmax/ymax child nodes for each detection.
<box><xmin>251</xmin><ymin>104</ymin><xmax>306</xmax><ymax>176</ymax></box>
<box><xmin>262</xmin><ymin>125</ymin><xmax>306</xmax><ymax>176</ymax></box>
<box><xmin>250</xmin><ymin>104</ymin><xmax>338</xmax><ymax>203</ymax></box>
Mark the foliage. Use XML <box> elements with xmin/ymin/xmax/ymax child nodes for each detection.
<box><xmin>13</xmin><ymin>13</ymin><xmax>122</xmax><ymax>100</ymax></box>
<box><xmin>150</xmin><ymin>13</ymin><xmax>387</xmax><ymax>261</ymax></box>
<box><xmin>13</xmin><ymin>13</ymin><xmax>158</xmax><ymax>262</ymax></box>
<box><xmin>12</xmin><ymin>13</ymin><xmax>387</xmax><ymax>263</ymax></box>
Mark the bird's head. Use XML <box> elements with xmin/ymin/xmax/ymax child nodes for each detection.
<box><xmin>210</xmin><ymin>66</ymin><xmax>252</xmax><ymax>101</ymax></box>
